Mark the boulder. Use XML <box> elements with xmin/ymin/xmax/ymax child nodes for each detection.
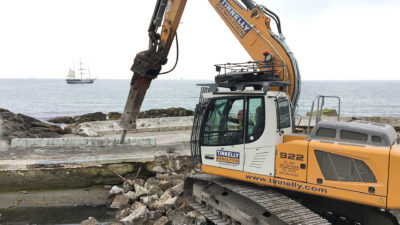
<box><xmin>153</xmin><ymin>216</ymin><xmax>170</xmax><ymax>225</ymax></box>
<box><xmin>163</xmin><ymin>196</ymin><xmax>178</xmax><ymax>210</ymax></box>
<box><xmin>74</xmin><ymin>112</ymin><xmax>107</xmax><ymax>123</ymax></box>
<box><xmin>76</xmin><ymin>123</ymin><xmax>100</xmax><ymax>137</ymax></box>
<box><xmin>111</xmin><ymin>195</ymin><xmax>130</xmax><ymax>209</ymax></box>
<box><xmin>165</xmin><ymin>210</ymin><xmax>186</xmax><ymax>225</ymax></box>
<box><xmin>108</xmin><ymin>112</ymin><xmax>122</xmax><ymax>120</ymax></box>
<box><xmin>147</xmin><ymin>210</ymin><xmax>163</xmax><ymax>221</ymax></box>
<box><xmin>170</xmin><ymin>183</ymin><xmax>184</xmax><ymax>197</ymax></box>
<box><xmin>135</xmin><ymin>184</ymin><xmax>148</xmax><ymax>198</ymax></box>
<box><xmin>159</xmin><ymin>181</ymin><xmax>171</xmax><ymax>191</ymax></box>
<box><xmin>116</xmin><ymin>208</ymin><xmax>131</xmax><ymax>221</ymax></box>
<box><xmin>121</xmin><ymin>202</ymin><xmax>148</xmax><ymax>224</ymax></box>
<box><xmin>48</xmin><ymin>116</ymin><xmax>75</xmax><ymax>124</ymax></box>
<box><xmin>124</xmin><ymin>191</ymin><xmax>137</xmax><ymax>201</ymax></box>
<box><xmin>0</xmin><ymin>108</ymin><xmax>63</xmax><ymax>142</ymax></box>
<box><xmin>145</xmin><ymin>177</ymin><xmax>162</xmax><ymax>195</ymax></box>
<box><xmin>110</xmin><ymin>185</ymin><xmax>124</xmax><ymax>195</ymax></box>
<box><xmin>138</xmin><ymin>107</ymin><xmax>194</xmax><ymax>119</ymax></box>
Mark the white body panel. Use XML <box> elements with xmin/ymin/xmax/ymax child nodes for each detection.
<box><xmin>201</xmin><ymin>145</ymin><xmax>244</xmax><ymax>171</ymax></box>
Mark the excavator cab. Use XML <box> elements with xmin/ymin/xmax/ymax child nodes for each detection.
<box><xmin>190</xmin><ymin>61</ymin><xmax>292</xmax><ymax>176</ymax></box>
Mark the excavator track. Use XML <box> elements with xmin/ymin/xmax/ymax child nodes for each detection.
<box><xmin>184</xmin><ymin>174</ymin><xmax>330</xmax><ymax>225</ymax></box>
<box><xmin>390</xmin><ymin>211</ymin><xmax>400</xmax><ymax>224</ymax></box>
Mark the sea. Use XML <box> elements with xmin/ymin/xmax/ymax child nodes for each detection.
<box><xmin>0</xmin><ymin>79</ymin><xmax>399</xmax><ymax>121</ymax></box>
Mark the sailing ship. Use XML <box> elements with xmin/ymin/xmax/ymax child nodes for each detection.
<box><xmin>66</xmin><ymin>60</ymin><xmax>95</xmax><ymax>84</ymax></box>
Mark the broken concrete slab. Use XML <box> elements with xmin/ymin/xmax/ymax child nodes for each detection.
<box><xmin>10</xmin><ymin>136</ymin><xmax>156</xmax><ymax>148</ymax></box>
<box><xmin>69</xmin><ymin>116</ymin><xmax>193</xmax><ymax>137</ymax></box>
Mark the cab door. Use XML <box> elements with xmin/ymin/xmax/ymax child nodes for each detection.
<box><xmin>201</xmin><ymin>97</ymin><xmax>245</xmax><ymax>171</ymax></box>
<box><xmin>243</xmin><ymin>96</ymin><xmax>276</xmax><ymax>176</ymax></box>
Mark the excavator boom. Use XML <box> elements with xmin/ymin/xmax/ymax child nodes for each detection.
<box><xmin>120</xmin><ymin>0</ymin><xmax>300</xmax><ymax>142</ymax></box>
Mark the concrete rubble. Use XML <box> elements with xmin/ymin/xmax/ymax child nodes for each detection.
<box><xmin>80</xmin><ymin>154</ymin><xmax>206</xmax><ymax>225</ymax></box>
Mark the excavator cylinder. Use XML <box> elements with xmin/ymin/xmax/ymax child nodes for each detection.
<box><xmin>240</xmin><ymin>0</ymin><xmax>256</xmax><ymax>10</ymax></box>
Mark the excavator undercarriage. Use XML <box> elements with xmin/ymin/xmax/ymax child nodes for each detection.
<box><xmin>184</xmin><ymin>174</ymin><xmax>400</xmax><ymax>225</ymax></box>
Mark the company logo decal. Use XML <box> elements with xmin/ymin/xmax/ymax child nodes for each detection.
<box><xmin>216</xmin><ymin>150</ymin><xmax>240</xmax><ymax>164</ymax></box>
<box><xmin>216</xmin><ymin>0</ymin><xmax>251</xmax><ymax>38</ymax></box>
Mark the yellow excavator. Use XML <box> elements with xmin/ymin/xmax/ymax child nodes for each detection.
<box><xmin>120</xmin><ymin>1</ymin><xmax>400</xmax><ymax>224</ymax></box>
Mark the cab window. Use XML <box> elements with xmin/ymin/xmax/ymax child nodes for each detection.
<box><xmin>277</xmin><ymin>99</ymin><xmax>291</xmax><ymax>129</ymax></box>
<box><xmin>246</xmin><ymin>97</ymin><xmax>265</xmax><ymax>143</ymax></box>
<box><xmin>202</xmin><ymin>98</ymin><xmax>244</xmax><ymax>146</ymax></box>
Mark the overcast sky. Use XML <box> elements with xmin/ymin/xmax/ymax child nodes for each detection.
<box><xmin>0</xmin><ymin>0</ymin><xmax>399</xmax><ymax>80</ymax></box>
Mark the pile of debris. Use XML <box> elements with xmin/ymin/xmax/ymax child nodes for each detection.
<box><xmin>81</xmin><ymin>154</ymin><xmax>206</xmax><ymax>225</ymax></box>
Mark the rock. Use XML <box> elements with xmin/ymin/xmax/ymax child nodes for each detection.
<box><xmin>124</xmin><ymin>191</ymin><xmax>137</xmax><ymax>201</ymax></box>
<box><xmin>175</xmin><ymin>196</ymin><xmax>188</xmax><ymax>210</ymax></box>
<box><xmin>116</xmin><ymin>208</ymin><xmax>131</xmax><ymax>221</ymax></box>
<box><xmin>147</xmin><ymin>211</ymin><xmax>156</xmax><ymax>220</ymax></box>
<box><xmin>110</xmin><ymin>185</ymin><xmax>124</xmax><ymax>195</ymax></box>
<box><xmin>108</xmin><ymin>112</ymin><xmax>122</xmax><ymax>120</ymax></box>
<box><xmin>149</xmin><ymin>190</ymin><xmax>172</xmax><ymax>211</ymax></box>
<box><xmin>123</xmin><ymin>179</ymin><xmax>135</xmax><ymax>193</ymax></box>
<box><xmin>140</xmin><ymin>196</ymin><xmax>149</xmax><ymax>204</ymax></box>
<box><xmin>170</xmin><ymin>183</ymin><xmax>184</xmax><ymax>197</ymax></box>
<box><xmin>75</xmin><ymin>123</ymin><xmax>100</xmax><ymax>137</ymax></box>
<box><xmin>166</xmin><ymin>210</ymin><xmax>186</xmax><ymax>225</ymax></box>
<box><xmin>154</xmin><ymin>210</ymin><xmax>164</xmax><ymax>221</ymax></box>
<box><xmin>111</xmin><ymin>195</ymin><xmax>130</xmax><ymax>209</ymax></box>
<box><xmin>168</xmin><ymin>159</ymin><xmax>182</xmax><ymax>172</ymax></box>
<box><xmin>185</xmin><ymin>211</ymin><xmax>207</xmax><ymax>225</ymax></box>
<box><xmin>121</xmin><ymin>202</ymin><xmax>148</xmax><ymax>224</ymax></box>
<box><xmin>138</xmin><ymin>107</ymin><xmax>194</xmax><ymax>119</ymax></box>
<box><xmin>80</xmin><ymin>217</ymin><xmax>99</xmax><ymax>225</ymax></box>
<box><xmin>153</xmin><ymin>216</ymin><xmax>170</xmax><ymax>225</ymax></box>
<box><xmin>159</xmin><ymin>181</ymin><xmax>171</xmax><ymax>191</ymax></box>
<box><xmin>0</xmin><ymin>108</ymin><xmax>63</xmax><ymax>142</ymax></box>
<box><xmin>163</xmin><ymin>197</ymin><xmax>178</xmax><ymax>209</ymax></box>
<box><xmin>159</xmin><ymin>189</ymin><xmax>172</xmax><ymax>202</ymax></box>
<box><xmin>145</xmin><ymin>177</ymin><xmax>162</xmax><ymax>195</ymax></box>
<box><xmin>135</xmin><ymin>184</ymin><xmax>148</xmax><ymax>198</ymax></box>
<box><xmin>74</xmin><ymin>112</ymin><xmax>107</xmax><ymax>123</ymax></box>
<box><xmin>151</xmin><ymin>166</ymin><xmax>167</xmax><ymax>173</ymax></box>
<box><xmin>147</xmin><ymin>210</ymin><xmax>164</xmax><ymax>221</ymax></box>
<box><xmin>48</xmin><ymin>116</ymin><xmax>75</xmax><ymax>124</ymax></box>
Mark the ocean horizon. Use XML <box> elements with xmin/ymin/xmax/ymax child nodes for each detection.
<box><xmin>1</xmin><ymin>79</ymin><xmax>400</xmax><ymax>121</ymax></box>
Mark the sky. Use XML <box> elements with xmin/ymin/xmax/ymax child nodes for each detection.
<box><xmin>0</xmin><ymin>0</ymin><xmax>399</xmax><ymax>80</ymax></box>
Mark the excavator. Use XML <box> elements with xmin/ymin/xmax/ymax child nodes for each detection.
<box><xmin>120</xmin><ymin>0</ymin><xmax>400</xmax><ymax>224</ymax></box>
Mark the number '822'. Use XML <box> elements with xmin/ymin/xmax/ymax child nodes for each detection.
<box><xmin>280</xmin><ymin>152</ymin><xmax>304</xmax><ymax>161</ymax></box>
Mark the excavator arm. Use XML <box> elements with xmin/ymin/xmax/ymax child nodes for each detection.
<box><xmin>119</xmin><ymin>0</ymin><xmax>187</xmax><ymax>141</ymax></box>
<box><xmin>120</xmin><ymin>0</ymin><xmax>300</xmax><ymax>141</ymax></box>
